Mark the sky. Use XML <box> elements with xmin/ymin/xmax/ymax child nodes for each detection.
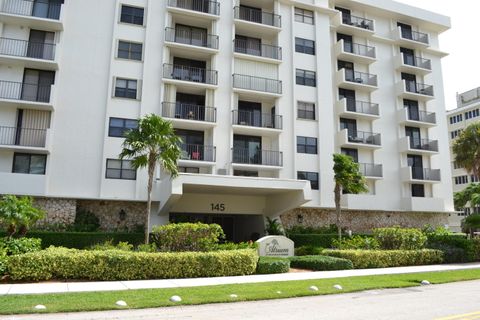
<box><xmin>395</xmin><ymin>0</ymin><xmax>477</xmax><ymax>110</ymax></box>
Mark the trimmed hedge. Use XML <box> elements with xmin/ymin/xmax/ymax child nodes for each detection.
<box><xmin>295</xmin><ymin>245</ymin><xmax>323</xmax><ymax>256</ymax></box>
<box><xmin>426</xmin><ymin>234</ymin><xmax>474</xmax><ymax>262</ymax></box>
<box><xmin>288</xmin><ymin>234</ymin><xmax>338</xmax><ymax>248</ymax></box>
<box><xmin>289</xmin><ymin>255</ymin><xmax>353</xmax><ymax>271</ymax></box>
<box><xmin>322</xmin><ymin>249</ymin><xmax>443</xmax><ymax>269</ymax></box>
<box><xmin>256</xmin><ymin>257</ymin><xmax>290</xmax><ymax>274</ymax></box>
<box><xmin>151</xmin><ymin>223</ymin><xmax>224</xmax><ymax>252</ymax></box>
<box><xmin>6</xmin><ymin>247</ymin><xmax>258</xmax><ymax>281</ymax></box>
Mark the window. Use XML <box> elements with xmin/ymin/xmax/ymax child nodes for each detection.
<box><xmin>297</xmin><ymin>136</ymin><xmax>317</xmax><ymax>154</ymax></box>
<box><xmin>120</xmin><ymin>5</ymin><xmax>144</xmax><ymax>25</ymax></box>
<box><xmin>108</xmin><ymin>118</ymin><xmax>138</xmax><ymax>137</ymax></box>
<box><xmin>179</xmin><ymin>167</ymin><xmax>200</xmax><ymax>174</ymax></box>
<box><xmin>115</xmin><ymin>78</ymin><xmax>137</xmax><ymax>99</ymax></box>
<box><xmin>297</xmin><ymin>171</ymin><xmax>319</xmax><ymax>190</ymax></box>
<box><xmin>106</xmin><ymin>159</ymin><xmax>136</xmax><ymax>180</ymax></box>
<box><xmin>453</xmin><ymin>161</ymin><xmax>463</xmax><ymax>170</ymax></box>
<box><xmin>234</xmin><ymin>170</ymin><xmax>259</xmax><ymax>177</ymax></box>
<box><xmin>411</xmin><ymin>184</ymin><xmax>425</xmax><ymax>197</ymax></box>
<box><xmin>465</xmin><ymin>109</ymin><xmax>480</xmax><ymax>120</ymax></box>
<box><xmin>450</xmin><ymin>129</ymin><xmax>463</xmax><ymax>139</ymax></box>
<box><xmin>294</xmin><ymin>7</ymin><xmax>314</xmax><ymax>24</ymax></box>
<box><xmin>471</xmin><ymin>175</ymin><xmax>480</xmax><ymax>183</ymax></box>
<box><xmin>449</xmin><ymin>114</ymin><xmax>463</xmax><ymax>124</ymax></box>
<box><xmin>297</xmin><ymin>102</ymin><xmax>315</xmax><ymax>120</ymax></box>
<box><xmin>296</xmin><ymin>69</ymin><xmax>316</xmax><ymax>87</ymax></box>
<box><xmin>13</xmin><ymin>153</ymin><xmax>47</xmax><ymax>175</ymax></box>
<box><xmin>455</xmin><ymin>176</ymin><xmax>468</xmax><ymax>185</ymax></box>
<box><xmin>295</xmin><ymin>38</ymin><xmax>315</xmax><ymax>55</ymax></box>
<box><xmin>118</xmin><ymin>41</ymin><xmax>143</xmax><ymax>61</ymax></box>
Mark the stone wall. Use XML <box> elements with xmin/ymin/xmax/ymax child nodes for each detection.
<box><xmin>34</xmin><ymin>198</ymin><xmax>77</xmax><ymax>227</ymax></box>
<box><xmin>281</xmin><ymin>208</ymin><xmax>449</xmax><ymax>233</ymax></box>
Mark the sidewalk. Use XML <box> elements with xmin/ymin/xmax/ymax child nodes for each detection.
<box><xmin>1</xmin><ymin>263</ymin><xmax>479</xmax><ymax>296</ymax></box>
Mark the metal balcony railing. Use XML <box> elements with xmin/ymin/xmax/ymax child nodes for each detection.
<box><xmin>163</xmin><ymin>63</ymin><xmax>218</xmax><ymax>85</ymax></box>
<box><xmin>162</xmin><ymin>102</ymin><xmax>216</xmax><ymax>123</ymax></box>
<box><xmin>341</xmin><ymin>13</ymin><xmax>374</xmax><ymax>31</ymax></box>
<box><xmin>233</xmin><ymin>74</ymin><xmax>282</xmax><ymax>94</ymax></box>
<box><xmin>0</xmin><ymin>80</ymin><xmax>51</xmax><ymax>103</ymax></box>
<box><xmin>165</xmin><ymin>27</ymin><xmax>218</xmax><ymax>50</ymax></box>
<box><xmin>358</xmin><ymin>163</ymin><xmax>382</xmax><ymax>177</ymax></box>
<box><xmin>409</xmin><ymin>138</ymin><xmax>438</xmax><ymax>152</ymax></box>
<box><xmin>402</xmin><ymin>54</ymin><xmax>432</xmax><ymax>70</ymax></box>
<box><xmin>234</xmin><ymin>38</ymin><xmax>282</xmax><ymax>60</ymax></box>
<box><xmin>343</xmin><ymin>41</ymin><xmax>375</xmax><ymax>58</ymax></box>
<box><xmin>167</xmin><ymin>0</ymin><xmax>220</xmax><ymax>15</ymax></box>
<box><xmin>0</xmin><ymin>37</ymin><xmax>55</xmax><ymax>60</ymax></box>
<box><xmin>0</xmin><ymin>126</ymin><xmax>46</xmax><ymax>147</ymax></box>
<box><xmin>232</xmin><ymin>110</ymin><xmax>282</xmax><ymax>129</ymax></box>
<box><xmin>405</xmin><ymin>81</ymin><xmax>434</xmax><ymax>96</ymax></box>
<box><xmin>344</xmin><ymin>70</ymin><xmax>378</xmax><ymax>87</ymax></box>
<box><xmin>407</xmin><ymin>110</ymin><xmax>436</xmax><ymax>124</ymax></box>
<box><xmin>1</xmin><ymin>0</ymin><xmax>62</xmax><ymax>20</ymax></box>
<box><xmin>400</xmin><ymin>28</ymin><xmax>429</xmax><ymax>44</ymax></box>
<box><xmin>234</xmin><ymin>6</ymin><xmax>281</xmax><ymax>28</ymax></box>
<box><xmin>411</xmin><ymin>167</ymin><xmax>440</xmax><ymax>181</ymax></box>
<box><xmin>347</xmin><ymin>130</ymin><xmax>381</xmax><ymax>146</ymax></box>
<box><xmin>180</xmin><ymin>144</ymin><xmax>216</xmax><ymax>162</ymax></box>
<box><xmin>232</xmin><ymin>148</ymin><xmax>283</xmax><ymax>166</ymax></box>
<box><xmin>343</xmin><ymin>99</ymin><xmax>379</xmax><ymax>116</ymax></box>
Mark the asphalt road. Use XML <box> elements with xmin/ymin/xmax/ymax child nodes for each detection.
<box><xmin>4</xmin><ymin>280</ymin><xmax>480</xmax><ymax>320</ymax></box>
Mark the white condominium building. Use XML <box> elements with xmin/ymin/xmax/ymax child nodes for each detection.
<box><xmin>0</xmin><ymin>0</ymin><xmax>453</xmax><ymax>240</ymax></box>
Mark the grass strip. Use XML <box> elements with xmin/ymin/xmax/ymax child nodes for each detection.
<box><xmin>1</xmin><ymin>269</ymin><xmax>480</xmax><ymax>315</ymax></box>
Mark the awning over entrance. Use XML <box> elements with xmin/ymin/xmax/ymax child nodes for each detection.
<box><xmin>158</xmin><ymin>174</ymin><xmax>312</xmax><ymax>217</ymax></box>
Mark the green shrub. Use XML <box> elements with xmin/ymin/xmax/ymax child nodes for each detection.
<box><xmin>136</xmin><ymin>243</ymin><xmax>157</xmax><ymax>253</ymax></box>
<box><xmin>214</xmin><ymin>241</ymin><xmax>257</xmax><ymax>251</ymax></box>
<box><xmin>89</xmin><ymin>240</ymin><xmax>133</xmax><ymax>251</ymax></box>
<box><xmin>256</xmin><ymin>257</ymin><xmax>290</xmax><ymax>274</ymax></box>
<box><xmin>426</xmin><ymin>234</ymin><xmax>474</xmax><ymax>262</ymax></box>
<box><xmin>69</xmin><ymin>210</ymin><xmax>100</xmax><ymax>232</ymax></box>
<box><xmin>323</xmin><ymin>249</ymin><xmax>443</xmax><ymax>269</ymax></box>
<box><xmin>0</xmin><ymin>248</ymin><xmax>6</xmax><ymax>276</ymax></box>
<box><xmin>373</xmin><ymin>227</ymin><xmax>427</xmax><ymax>250</ymax></box>
<box><xmin>7</xmin><ymin>247</ymin><xmax>258</xmax><ymax>281</ymax></box>
<box><xmin>473</xmin><ymin>238</ymin><xmax>480</xmax><ymax>261</ymax></box>
<box><xmin>0</xmin><ymin>237</ymin><xmax>42</xmax><ymax>255</ymax></box>
<box><xmin>286</xmin><ymin>224</ymin><xmax>338</xmax><ymax>235</ymax></box>
<box><xmin>332</xmin><ymin>236</ymin><xmax>379</xmax><ymax>250</ymax></box>
<box><xmin>288</xmin><ymin>234</ymin><xmax>338</xmax><ymax>248</ymax></box>
<box><xmin>289</xmin><ymin>255</ymin><xmax>353</xmax><ymax>271</ymax></box>
<box><xmin>427</xmin><ymin>243</ymin><xmax>468</xmax><ymax>263</ymax></box>
<box><xmin>151</xmin><ymin>223</ymin><xmax>225</xmax><ymax>252</ymax></box>
<box><xmin>0</xmin><ymin>195</ymin><xmax>45</xmax><ymax>237</ymax></box>
<box><xmin>294</xmin><ymin>245</ymin><xmax>323</xmax><ymax>256</ymax></box>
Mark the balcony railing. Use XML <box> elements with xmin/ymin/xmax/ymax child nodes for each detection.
<box><xmin>165</xmin><ymin>27</ymin><xmax>218</xmax><ymax>50</ymax></box>
<box><xmin>234</xmin><ymin>38</ymin><xmax>282</xmax><ymax>60</ymax></box>
<box><xmin>411</xmin><ymin>167</ymin><xmax>440</xmax><ymax>181</ymax></box>
<box><xmin>405</xmin><ymin>82</ymin><xmax>434</xmax><ymax>97</ymax></box>
<box><xmin>409</xmin><ymin>138</ymin><xmax>438</xmax><ymax>152</ymax></box>
<box><xmin>400</xmin><ymin>28</ymin><xmax>429</xmax><ymax>44</ymax></box>
<box><xmin>167</xmin><ymin>0</ymin><xmax>220</xmax><ymax>16</ymax></box>
<box><xmin>0</xmin><ymin>80</ymin><xmax>51</xmax><ymax>102</ymax></box>
<box><xmin>343</xmin><ymin>99</ymin><xmax>379</xmax><ymax>116</ymax></box>
<box><xmin>233</xmin><ymin>74</ymin><xmax>282</xmax><ymax>94</ymax></box>
<box><xmin>0</xmin><ymin>37</ymin><xmax>55</xmax><ymax>60</ymax></box>
<box><xmin>180</xmin><ymin>144</ymin><xmax>216</xmax><ymax>162</ymax></box>
<box><xmin>358</xmin><ymin>163</ymin><xmax>382</xmax><ymax>177</ymax></box>
<box><xmin>407</xmin><ymin>110</ymin><xmax>436</xmax><ymax>124</ymax></box>
<box><xmin>234</xmin><ymin>6</ymin><xmax>281</xmax><ymax>28</ymax></box>
<box><xmin>1</xmin><ymin>0</ymin><xmax>62</xmax><ymax>20</ymax></box>
<box><xmin>344</xmin><ymin>70</ymin><xmax>378</xmax><ymax>87</ymax></box>
<box><xmin>403</xmin><ymin>55</ymin><xmax>432</xmax><ymax>70</ymax></box>
<box><xmin>162</xmin><ymin>102</ymin><xmax>216</xmax><ymax>123</ymax></box>
<box><xmin>232</xmin><ymin>110</ymin><xmax>282</xmax><ymax>129</ymax></box>
<box><xmin>0</xmin><ymin>126</ymin><xmax>46</xmax><ymax>147</ymax></box>
<box><xmin>343</xmin><ymin>42</ymin><xmax>375</xmax><ymax>58</ymax></box>
<box><xmin>340</xmin><ymin>13</ymin><xmax>374</xmax><ymax>31</ymax></box>
<box><xmin>347</xmin><ymin>130</ymin><xmax>381</xmax><ymax>146</ymax></box>
<box><xmin>232</xmin><ymin>148</ymin><xmax>282</xmax><ymax>166</ymax></box>
<box><xmin>163</xmin><ymin>64</ymin><xmax>218</xmax><ymax>85</ymax></box>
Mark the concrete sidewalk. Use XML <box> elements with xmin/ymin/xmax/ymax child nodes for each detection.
<box><xmin>1</xmin><ymin>263</ymin><xmax>479</xmax><ymax>296</ymax></box>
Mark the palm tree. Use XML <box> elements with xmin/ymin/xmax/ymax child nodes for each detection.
<box><xmin>120</xmin><ymin>114</ymin><xmax>181</xmax><ymax>244</ymax></box>
<box><xmin>453</xmin><ymin>123</ymin><xmax>480</xmax><ymax>177</ymax></box>
<box><xmin>333</xmin><ymin>153</ymin><xmax>368</xmax><ymax>240</ymax></box>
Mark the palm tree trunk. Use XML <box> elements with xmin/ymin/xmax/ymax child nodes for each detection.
<box><xmin>334</xmin><ymin>183</ymin><xmax>342</xmax><ymax>240</ymax></box>
<box><xmin>145</xmin><ymin>156</ymin><xmax>156</xmax><ymax>244</ymax></box>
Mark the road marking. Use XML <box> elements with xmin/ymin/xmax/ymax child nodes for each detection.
<box><xmin>436</xmin><ymin>311</ymin><xmax>480</xmax><ymax>320</ymax></box>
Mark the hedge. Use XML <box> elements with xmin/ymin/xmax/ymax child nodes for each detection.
<box><xmin>289</xmin><ymin>255</ymin><xmax>353</xmax><ymax>271</ymax></box>
<box><xmin>426</xmin><ymin>234</ymin><xmax>474</xmax><ymax>262</ymax></box>
<box><xmin>0</xmin><ymin>232</ymin><xmax>144</xmax><ymax>249</ymax></box>
<box><xmin>322</xmin><ymin>249</ymin><xmax>443</xmax><ymax>269</ymax></box>
<box><xmin>256</xmin><ymin>257</ymin><xmax>290</xmax><ymax>274</ymax></box>
<box><xmin>151</xmin><ymin>223</ymin><xmax>224</xmax><ymax>252</ymax></box>
<box><xmin>288</xmin><ymin>234</ymin><xmax>338</xmax><ymax>248</ymax></box>
<box><xmin>6</xmin><ymin>248</ymin><xmax>258</xmax><ymax>281</ymax></box>
<box><xmin>373</xmin><ymin>227</ymin><xmax>427</xmax><ymax>250</ymax></box>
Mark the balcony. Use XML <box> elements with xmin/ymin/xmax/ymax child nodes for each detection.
<box><xmin>0</xmin><ymin>126</ymin><xmax>49</xmax><ymax>152</ymax></box>
<box><xmin>337</xmin><ymin>129</ymin><xmax>381</xmax><ymax>149</ymax></box>
<box><xmin>393</xmin><ymin>27</ymin><xmax>429</xmax><ymax>48</ymax></box>
<box><xmin>164</xmin><ymin>28</ymin><xmax>219</xmax><ymax>53</ymax></box>
<box><xmin>402</xmin><ymin>197</ymin><xmax>445</xmax><ymax>212</ymax></box>
<box><xmin>163</xmin><ymin>64</ymin><xmax>218</xmax><ymax>88</ymax></box>
<box><xmin>0</xmin><ymin>172</ymin><xmax>47</xmax><ymax>196</ymax></box>
<box><xmin>395</xmin><ymin>53</ymin><xmax>432</xmax><ymax>76</ymax></box>
<box><xmin>358</xmin><ymin>163</ymin><xmax>383</xmax><ymax>179</ymax></box>
<box><xmin>336</xmin><ymin>99</ymin><xmax>380</xmax><ymax>121</ymax></box>
<box><xmin>162</xmin><ymin>102</ymin><xmax>216</xmax><ymax>130</ymax></box>
<box><xmin>167</xmin><ymin>0</ymin><xmax>220</xmax><ymax>18</ymax></box>
<box><xmin>0</xmin><ymin>37</ymin><xmax>57</xmax><ymax>70</ymax></box>
<box><xmin>0</xmin><ymin>0</ymin><xmax>63</xmax><ymax>31</ymax></box>
<box><xmin>179</xmin><ymin>144</ymin><xmax>216</xmax><ymax>165</ymax></box>
<box><xmin>398</xmin><ymin>137</ymin><xmax>439</xmax><ymax>155</ymax></box>
<box><xmin>334</xmin><ymin>40</ymin><xmax>376</xmax><ymax>65</ymax></box>
<box><xmin>233</xmin><ymin>74</ymin><xmax>282</xmax><ymax>96</ymax></box>
<box><xmin>233</xmin><ymin>6</ymin><xmax>281</xmax><ymax>35</ymax></box>
<box><xmin>232</xmin><ymin>110</ymin><xmax>282</xmax><ymax>136</ymax></box>
<box><xmin>333</xmin><ymin>12</ymin><xmax>375</xmax><ymax>37</ymax></box>
<box><xmin>396</xmin><ymin>80</ymin><xmax>434</xmax><ymax>102</ymax></box>
<box><xmin>336</xmin><ymin>69</ymin><xmax>378</xmax><ymax>92</ymax></box>
<box><xmin>401</xmin><ymin>167</ymin><xmax>441</xmax><ymax>183</ymax></box>
<box><xmin>0</xmin><ymin>80</ymin><xmax>54</xmax><ymax>110</ymax></box>
<box><xmin>232</xmin><ymin>148</ymin><xmax>283</xmax><ymax>168</ymax></box>
<box><xmin>233</xmin><ymin>39</ymin><xmax>282</xmax><ymax>63</ymax></box>
<box><xmin>397</xmin><ymin>108</ymin><xmax>436</xmax><ymax>128</ymax></box>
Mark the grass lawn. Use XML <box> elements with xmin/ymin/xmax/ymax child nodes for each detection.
<box><xmin>2</xmin><ymin>269</ymin><xmax>480</xmax><ymax>315</ymax></box>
